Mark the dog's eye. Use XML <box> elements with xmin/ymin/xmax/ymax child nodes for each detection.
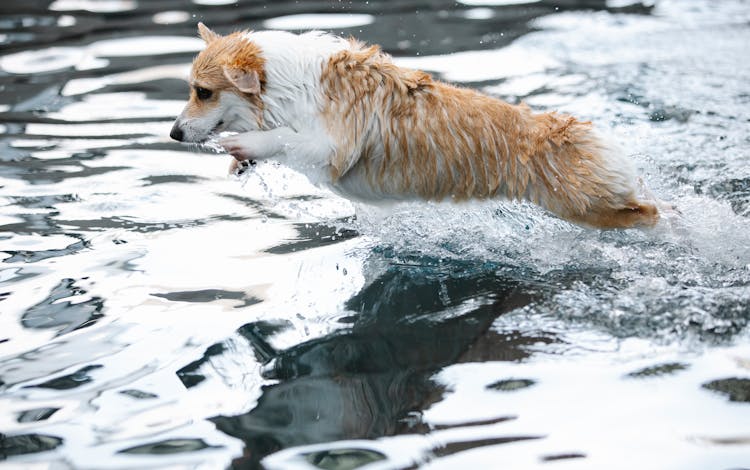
<box><xmin>195</xmin><ymin>87</ymin><xmax>213</xmax><ymax>100</ymax></box>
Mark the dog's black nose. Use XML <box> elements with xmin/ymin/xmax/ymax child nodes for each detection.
<box><xmin>170</xmin><ymin>124</ymin><xmax>184</xmax><ymax>142</ymax></box>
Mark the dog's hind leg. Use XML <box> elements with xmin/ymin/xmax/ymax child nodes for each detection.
<box><xmin>572</xmin><ymin>199</ymin><xmax>660</xmax><ymax>229</ymax></box>
<box><xmin>524</xmin><ymin>116</ymin><xmax>673</xmax><ymax>229</ymax></box>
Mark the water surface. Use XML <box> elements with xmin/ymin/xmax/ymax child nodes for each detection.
<box><xmin>1</xmin><ymin>1</ymin><xmax>750</xmax><ymax>469</ymax></box>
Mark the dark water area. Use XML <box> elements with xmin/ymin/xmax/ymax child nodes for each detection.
<box><xmin>1</xmin><ymin>0</ymin><xmax>750</xmax><ymax>469</ymax></box>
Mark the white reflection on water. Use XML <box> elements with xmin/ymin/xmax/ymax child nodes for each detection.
<box><xmin>25</xmin><ymin>121</ymin><xmax>174</xmax><ymax>138</ymax></box>
<box><xmin>61</xmin><ymin>64</ymin><xmax>191</xmax><ymax>96</ymax></box>
<box><xmin>0</xmin><ymin>234</ymin><xmax>80</xmax><ymax>253</ymax></box>
<box><xmin>50</xmin><ymin>0</ymin><xmax>137</xmax><ymax>13</ymax></box>
<box><xmin>152</xmin><ymin>11</ymin><xmax>191</xmax><ymax>25</ymax></box>
<box><xmin>0</xmin><ymin>37</ymin><xmax>202</xmax><ymax>74</ymax></box>
<box><xmin>394</xmin><ymin>47</ymin><xmax>559</xmax><ymax>82</ymax></box>
<box><xmin>462</xmin><ymin>8</ymin><xmax>496</xmax><ymax>20</ymax></box>
<box><xmin>458</xmin><ymin>0</ymin><xmax>541</xmax><ymax>5</ymax></box>
<box><xmin>192</xmin><ymin>0</ymin><xmax>236</xmax><ymax>5</ymax></box>
<box><xmin>47</xmin><ymin>93</ymin><xmax>185</xmax><ymax>122</ymax></box>
<box><xmin>0</xmin><ymin>47</ymin><xmax>99</xmax><ymax>74</ymax></box>
<box><xmin>263</xmin><ymin>14</ymin><xmax>375</xmax><ymax>31</ymax></box>
<box><xmin>420</xmin><ymin>345</ymin><xmax>750</xmax><ymax>470</ymax></box>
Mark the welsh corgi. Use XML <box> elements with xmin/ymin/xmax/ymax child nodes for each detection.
<box><xmin>171</xmin><ymin>23</ymin><xmax>666</xmax><ymax>229</ymax></box>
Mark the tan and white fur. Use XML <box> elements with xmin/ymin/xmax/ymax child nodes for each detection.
<box><xmin>171</xmin><ymin>23</ymin><xmax>666</xmax><ymax>229</ymax></box>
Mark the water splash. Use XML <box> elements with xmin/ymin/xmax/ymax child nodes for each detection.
<box><xmin>342</xmin><ymin>191</ymin><xmax>750</xmax><ymax>343</ymax></box>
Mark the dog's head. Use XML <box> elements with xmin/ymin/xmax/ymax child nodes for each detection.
<box><xmin>170</xmin><ymin>23</ymin><xmax>266</xmax><ymax>143</ymax></box>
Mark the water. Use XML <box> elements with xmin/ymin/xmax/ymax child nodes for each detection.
<box><xmin>1</xmin><ymin>1</ymin><xmax>749</xmax><ymax>469</ymax></box>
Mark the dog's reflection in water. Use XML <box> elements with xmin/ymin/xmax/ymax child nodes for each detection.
<box><xmin>210</xmin><ymin>260</ymin><xmax>556</xmax><ymax>469</ymax></box>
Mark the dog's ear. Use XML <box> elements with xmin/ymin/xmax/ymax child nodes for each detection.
<box><xmin>223</xmin><ymin>66</ymin><xmax>261</xmax><ymax>94</ymax></box>
<box><xmin>197</xmin><ymin>22</ymin><xmax>220</xmax><ymax>43</ymax></box>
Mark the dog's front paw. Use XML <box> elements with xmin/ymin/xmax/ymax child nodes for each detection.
<box><xmin>228</xmin><ymin>158</ymin><xmax>246</xmax><ymax>176</ymax></box>
<box><xmin>220</xmin><ymin>135</ymin><xmax>253</xmax><ymax>161</ymax></box>
<box><xmin>228</xmin><ymin>158</ymin><xmax>256</xmax><ymax>176</ymax></box>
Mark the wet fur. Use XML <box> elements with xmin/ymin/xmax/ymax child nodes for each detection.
<box><xmin>172</xmin><ymin>24</ymin><xmax>663</xmax><ymax>229</ymax></box>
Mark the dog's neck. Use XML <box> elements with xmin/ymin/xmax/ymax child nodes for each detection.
<box><xmin>243</xmin><ymin>30</ymin><xmax>348</xmax><ymax>132</ymax></box>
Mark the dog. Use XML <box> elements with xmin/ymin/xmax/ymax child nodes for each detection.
<box><xmin>171</xmin><ymin>23</ymin><xmax>665</xmax><ymax>229</ymax></box>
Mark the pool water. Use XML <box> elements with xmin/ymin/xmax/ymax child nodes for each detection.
<box><xmin>1</xmin><ymin>1</ymin><xmax>749</xmax><ymax>469</ymax></box>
